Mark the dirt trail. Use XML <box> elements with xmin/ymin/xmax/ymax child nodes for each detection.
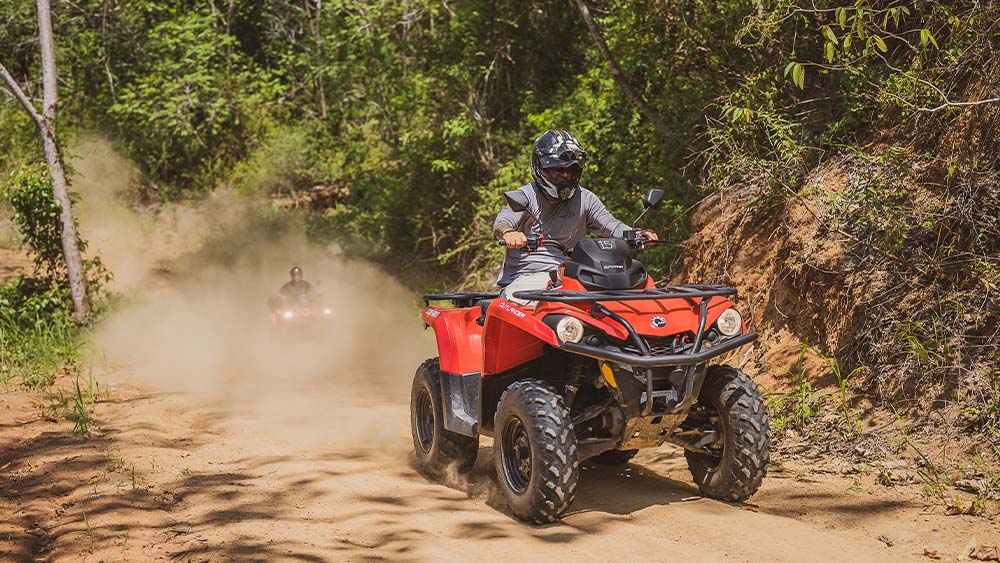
<box><xmin>3</xmin><ymin>363</ymin><xmax>998</xmax><ymax>562</ymax></box>
<box><xmin>4</xmin><ymin>237</ymin><xmax>998</xmax><ymax>561</ymax></box>
<box><xmin>2</xmin><ymin>144</ymin><xmax>997</xmax><ymax>561</ymax></box>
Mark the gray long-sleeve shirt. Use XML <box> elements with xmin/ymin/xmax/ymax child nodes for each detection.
<box><xmin>493</xmin><ymin>183</ymin><xmax>628</xmax><ymax>286</ymax></box>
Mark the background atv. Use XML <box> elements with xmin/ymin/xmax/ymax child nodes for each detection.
<box><xmin>411</xmin><ymin>189</ymin><xmax>769</xmax><ymax>523</ymax></box>
<box><xmin>267</xmin><ymin>294</ymin><xmax>334</xmax><ymax>339</ymax></box>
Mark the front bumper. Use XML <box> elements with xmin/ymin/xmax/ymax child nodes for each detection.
<box><xmin>560</xmin><ymin>331</ymin><xmax>758</xmax><ymax>367</ymax></box>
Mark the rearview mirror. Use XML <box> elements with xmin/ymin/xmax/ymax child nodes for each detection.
<box><xmin>643</xmin><ymin>189</ymin><xmax>665</xmax><ymax>210</ymax></box>
<box><xmin>503</xmin><ymin>190</ymin><xmax>530</xmax><ymax>213</ymax></box>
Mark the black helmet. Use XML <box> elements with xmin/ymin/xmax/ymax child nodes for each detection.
<box><xmin>530</xmin><ymin>130</ymin><xmax>586</xmax><ymax>201</ymax></box>
<box><xmin>290</xmin><ymin>266</ymin><xmax>303</xmax><ymax>279</ymax></box>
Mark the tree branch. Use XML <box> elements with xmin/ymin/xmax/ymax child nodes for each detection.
<box><xmin>917</xmin><ymin>97</ymin><xmax>1000</xmax><ymax>113</ymax></box>
<box><xmin>0</xmin><ymin>62</ymin><xmax>48</xmax><ymax>133</ymax></box>
<box><xmin>573</xmin><ymin>0</ymin><xmax>658</xmax><ymax>125</ymax></box>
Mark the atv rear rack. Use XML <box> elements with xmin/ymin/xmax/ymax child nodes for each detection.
<box><xmin>423</xmin><ymin>292</ymin><xmax>500</xmax><ymax>308</ymax></box>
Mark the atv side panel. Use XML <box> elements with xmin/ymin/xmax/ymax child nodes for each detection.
<box><xmin>422</xmin><ymin>307</ymin><xmax>483</xmax><ymax>374</ymax></box>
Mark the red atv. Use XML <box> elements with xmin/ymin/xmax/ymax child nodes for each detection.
<box><xmin>269</xmin><ymin>295</ymin><xmax>333</xmax><ymax>329</ymax></box>
<box><xmin>411</xmin><ymin>189</ymin><xmax>769</xmax><ymax>523</ymax></box>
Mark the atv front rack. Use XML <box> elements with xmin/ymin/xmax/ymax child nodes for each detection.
<box><xmin>509</xmin><ymin>283</ymin><xmax>737</xmax><ymax>303</ymax></box>
<box><xmin>513</xmin><ymin>283</ymin><xmax>756</xmax><ymax>417</ymax></box>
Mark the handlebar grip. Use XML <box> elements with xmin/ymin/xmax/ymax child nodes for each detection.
<box><xmin>497</xmin><ymin>234</ymin><xmax>541</xmax><ymax>251</ymax></box>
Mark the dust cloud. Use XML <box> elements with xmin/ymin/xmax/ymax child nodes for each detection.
<box><xmin>71</xmin><ymin>137</ymin><xmax>247</xmax><ymax>291</ymax></box>
<box><xmin>78</xmin><ymin>138</ymin><xmax>435</xmax><ymax>453</ymax></box>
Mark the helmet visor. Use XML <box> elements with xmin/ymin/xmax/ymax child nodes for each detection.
<box><xmin>539</xmin><ymin>159</ymin><xmax>583</xmax><ymax>186</ymax></box>
<box><xmin>538</xmin><ymin>149</ymin><xmax>585</xmax><ymax>168</ymax></box>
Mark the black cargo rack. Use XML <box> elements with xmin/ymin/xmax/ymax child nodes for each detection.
<box><xmin>423</xmin><ymin>292</ymin><xmax>500</xmax><ymax>308</ymax></box>
<box><xmin>510</xmin><ymin>284</ymin><xmax>736</xmax><ymax>303</ymax></box>
<box><xmin>510</xmin><ymin>283</ymin><xmax>754</xmax><ymax>417</ymax></box>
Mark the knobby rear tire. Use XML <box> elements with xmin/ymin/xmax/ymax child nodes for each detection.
<box><xmin>410</xmin><ymin>358</ymin><xmax>478</xmax><ymax>478</ymax></box>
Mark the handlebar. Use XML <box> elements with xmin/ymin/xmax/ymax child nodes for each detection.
<box><xmin>623</xmin><ymin>229</ymin><xmax>647</xmax><ymax>248</ymax></box>
<box><xmin>498</xmin><ymin>233</ymin><xmax>568</xmax><ymax>254</ymax></box>
<box><xmin>498</xmin><ymin>233</ymin><xmax>542</xmax><ymax>251</ymax></box>
<box><xmin>497</xmin><ymin>230</ymin><xmax>671</xmax><ymax>253</ymax></box>
<box><xmin>623</xmin><ymin>229</ymin><xmax>672</xmax><ymax>248</ymax></box>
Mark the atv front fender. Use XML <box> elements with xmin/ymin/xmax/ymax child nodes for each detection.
<box><xmin>481</xmin><ymin>300</ymin><xmax>559</xmax><ymax>375</ymax></box>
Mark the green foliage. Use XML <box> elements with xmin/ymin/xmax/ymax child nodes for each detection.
<box><xmin>0</xmin><ymin>0</ymin><xmax>994</xmax><ymax>341</ymax></box>
<box><xmin>2</xmin><ymin>163</ymin><xmax>111</xmax><ymax>290</ymax></box>
<box><xmin>229</xmin><ymin>124</ymin><xmax>338</xmax><ymax>196</ymax></box>
<box><xmin>2</xmin><ymin>165</ymin><xmax>68</xmax><ymax>276</ymax></box>
<box><xmin>0</xmin><ymin>275</ymin><xmax>70</xmax><ymax>323</ymax></box>
<box><xmin>1</xmin><ymin>0</ymin><xmax>997</xmax><ymax>293</ymax></box>
<box><xmin>71</xmin><ymin>370</ymin><xmax>98</xmax><ymax>435</ymax></box>
<box><xmin>107</xmin><ymin>13</ymin><xmax>283</xmax><ymax>194</ymax></box>
<box><xmin>0</xmin><ymin>104</ymin><xmax>38</xmax><ymax>174</ymax></box>
<box><xmin>767</xmin><ymin>343</ymin><xmax>829</xmax><ymax>436</ymax></box>
<box><xmin>0</xmin><ymin>278</ymin><xmax>82</xmax><ymax>389</ymax></box>
<box><xmin>0</xmin><ymin>166</ymin><xmax>102</xmax><ymax>391</ymax></box>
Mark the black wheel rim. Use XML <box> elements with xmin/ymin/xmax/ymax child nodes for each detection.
<box><xmin>415</xmin><ymin>386</ymin><xmax>435</xmax><ymax>453</ymax></box>
<box><xmin>500</xmin><ymin>416</ymin><xmax>531</xmax><ymax>494</ymax></box>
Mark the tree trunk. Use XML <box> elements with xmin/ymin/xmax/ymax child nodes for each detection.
<box><xmin>0</xmin><ymin>0</ymin><xmax>91</xmax><ymax>320</ymax></box>
<box><xmin>573</xmin><ymin>0</ymin><xmax>658</xmax><ymax>125</ymax></box>
<box><xmin>37</xmin><ymin>0</ymin><xmax>90</xmax><ymax>319</ymax></box>
<box><xmin>308</xmin><ymin>0</ymin><xmax>328</xmax><ymax>118</ymax></box>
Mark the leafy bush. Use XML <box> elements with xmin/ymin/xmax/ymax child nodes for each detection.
<box><xmin>2</xmin><ymin>164</ymin><xmax>110</xmax><ymax>285</ymax></box>
<box><xmin>0</xmin><ymin>165</ymin><xmax>107</xmax><ymax>389</ymax></box>
<box><xmin>108</xmin><ymin>13</ymin><xmax>283</xmax><ymax>194</ymax></box>
<box><xmin>0</xmin><ymin>276</ymin><xmax>82</xmax><ymax>389</ymax></box>
<box><xmin>2</xmin><ymin>165</ymin><xmax>70</xmax><ymax>277</ymax></box>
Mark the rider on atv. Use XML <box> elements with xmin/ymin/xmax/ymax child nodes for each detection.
<box><xmin>279</xmin><ymin>266</ymin><xmax>315</xmax><ymax>307</ymax></box>
<box><xmin>493</xmin><ymin>130</ymin><xmax>658</xmax><ymax>305</ymax></box>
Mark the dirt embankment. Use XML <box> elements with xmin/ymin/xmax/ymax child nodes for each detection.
<box><xmin>676</xmin><ymin>99</ymin><xmax>1000</xmax><ymax>396</ymax></box>
<box><xmin>672</xmin><ymin>104</ymin><xmax>1000</xmax><ymax>471</ymax></box>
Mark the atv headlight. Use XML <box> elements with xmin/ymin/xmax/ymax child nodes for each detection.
<box><xmin>555</xmin><ymin>316</ymin><xmax>585</xmax><ymax>343</ymax></box>
<box><xmin>282</xmin><ymin>311</ymin><xmax>294</xmax><ymax>320</ymax></box>
<box><xmin>716</xmin><ymin>308</ymin><xmax>743</xmax><ymax>337</ymax></box>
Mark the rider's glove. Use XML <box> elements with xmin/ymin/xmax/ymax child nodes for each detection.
<box><xmin>637</xmin><ymin>229</ymin><xmax>659</xmax><ymax>249</ymax></box>
<box><xmin>502</xmin><ymin>230</ymin><xmax>528</xmax><ymax>249</ymax></box>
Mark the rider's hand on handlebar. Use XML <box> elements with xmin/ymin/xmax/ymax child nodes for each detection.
<box><xmin>502</xmin><ymin>231</ymin><xmax>528</xmax><ymax>249</ymax></box>
<box><xmin>638</xmin><ymin>229</ymin><xmax>659</xmax><ymax>250</ymax></box>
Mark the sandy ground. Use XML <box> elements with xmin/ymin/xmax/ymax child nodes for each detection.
<box><xmin>1</xmin><ymin>141</ymin><xmax>997</xmax><ymax>562</ymax></box>
<box><xmin>2</xmin><ymin>365</ymin><xmax>998</xmax><ymax>563</ymax></box>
